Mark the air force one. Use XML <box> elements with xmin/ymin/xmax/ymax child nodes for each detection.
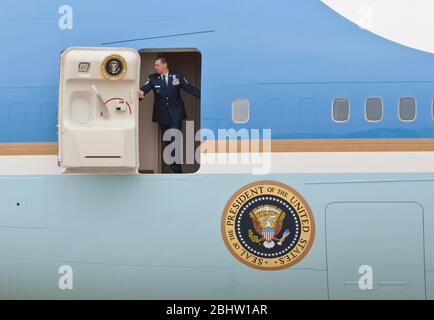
<box><xmin>1</xmin><ymin>0</ymin><xmax>434</xmax><ymax>299</ymax></box>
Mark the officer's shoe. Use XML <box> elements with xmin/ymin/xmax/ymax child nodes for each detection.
<box><xmin>170</xmin><ymin>164</ymin><xmax>182</xmax><ymax>174</ymax></box>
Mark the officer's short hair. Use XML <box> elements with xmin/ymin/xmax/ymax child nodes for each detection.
<box><xmin>154</xmin><ymin>55</ymin><xmax>167</xmax><ymax>64</ymax></box>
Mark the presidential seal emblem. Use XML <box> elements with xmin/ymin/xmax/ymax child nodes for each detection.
<box><xmin>221</xmin><ymin>181</ymin><xmax>315</xmax><ymax>270</ymax></box>
<box><xmin>101</xmin><ymin>54</ymin><xmax>127</xmax><ymax>80</ymax></box>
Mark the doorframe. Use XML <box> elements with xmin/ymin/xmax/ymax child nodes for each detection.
<box><xmin>138</xmin><ymin>48</ymin><xmax>202</xmax><ymax>174</ymax></box>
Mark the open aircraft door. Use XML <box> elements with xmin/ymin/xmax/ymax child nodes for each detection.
<box><xmin>58</xmin><ymin>47</ymin><xmax>140</xmax><ymax>173</ymax></box>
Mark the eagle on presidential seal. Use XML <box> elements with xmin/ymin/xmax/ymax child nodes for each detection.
<box><xmin>248</xmin><ymin>205</ymin><xmax>290</xmax><ymax>249</ymax></box>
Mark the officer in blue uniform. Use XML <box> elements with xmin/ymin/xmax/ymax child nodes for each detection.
<box><xmin>139</xmin><ymin>55</ymin><xmax>200</xmax><ymax>173</ymax></box>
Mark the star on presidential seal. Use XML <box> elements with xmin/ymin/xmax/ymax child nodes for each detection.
<box><xmin>221</xmin><ymin>180</ymin><xmax>315</xmax><ymax>270</ymax></box>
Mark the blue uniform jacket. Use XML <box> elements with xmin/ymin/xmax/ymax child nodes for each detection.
<box><xmin>141</xmin><ymin>72</ymin><xmax>200</xmax><ymax>124</ymax></box>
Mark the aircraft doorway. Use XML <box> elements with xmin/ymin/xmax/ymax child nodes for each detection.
<box><xmin>138</xmin><ymin>49</ymin><xmax>201</xmax><ymax>174</ymax></box>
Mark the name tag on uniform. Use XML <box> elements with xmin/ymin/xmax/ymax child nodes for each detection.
<box><xmin>154</xmin><ymin>85</ymin><xmax>161</xmax><ymax>88</ymax></box>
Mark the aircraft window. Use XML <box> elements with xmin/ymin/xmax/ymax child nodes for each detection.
<box><xmin>398</xmin><ymin>97</ymin><xmax>416</xmax><ymax>121</ymax></box>
<box><xmin>232</xmin><ymin>98</ymin><xmax>250</xmax><ymax>123</ymax></box>
<box><xmin>365</xmin><ymin>97</ymin><xmax>383</xmax><ymax>122</ymax></box>
<box><xmin>332</xmin><ymin>98</ymin><xmax>350</xmax><ymax>122</ymax></box>
<box><xmin>432</xmin><ymin>99</ymin><xmax>434</xmax><ymax>119</ymax></box>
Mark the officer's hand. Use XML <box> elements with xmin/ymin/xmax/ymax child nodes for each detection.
<box><xmin>138</xmin><ymin>90</ymin><xmax>145</xmax><ymax>100</ymax></box>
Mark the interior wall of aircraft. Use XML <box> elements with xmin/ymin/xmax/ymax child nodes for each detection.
<box><xmin>138</xmin><ymin>49</ymin><xmax>201</xmax><ymax>174</ymax></box>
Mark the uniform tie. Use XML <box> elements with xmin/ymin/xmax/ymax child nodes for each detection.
<box><xmin>163</xmin><ymin>74</ymin><xmax>167</xmax><ymax>86</ymax></box>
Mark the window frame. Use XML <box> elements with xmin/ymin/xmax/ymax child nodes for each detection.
<box><xmin>398</xmin><ymin>96</ymin><xmax>417</xmax><ymax>122</ymax></box>
<box><xmin>364</xmin><ymin>96</ymin><xmax>384</xmax><ymax>123</ymax></box>
<box><xmin>431</xmin><ymin>99</ymin><xmax>434</xmax><ymax>120</ymax></box>
<box><xmin>331</xmin><ymin>97</ymin><xmax>350</xmax><ymax>123</ymax></box>
<box><xmin>231</xmin><ymin>98</ymin><xmax>250</xmax><ymax>124</ymax></box>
